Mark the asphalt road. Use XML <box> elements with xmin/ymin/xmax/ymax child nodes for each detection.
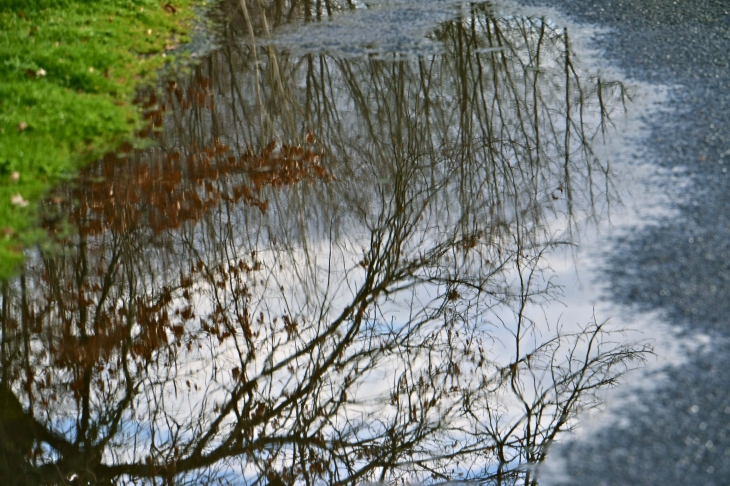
<box><xmin>509</xmin><ymin>0</ymin><xmax>730</xmax><ymax>484</ymax></box>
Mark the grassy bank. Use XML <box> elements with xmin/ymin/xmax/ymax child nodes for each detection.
<box><xmin>0</xmin><ymin>0</ymin><xmax>203</xmax><ymax>278</ymax></box>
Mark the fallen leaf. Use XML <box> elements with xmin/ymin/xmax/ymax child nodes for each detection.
<box><xmin>0</xmin><ymin>228</ymin><xmax>15</xmax><ymax>237</ymax></box>
<box><xmin>163</xmin><ymin>3</ymin><xmax>177</xmax><ymax>14</ymax></box>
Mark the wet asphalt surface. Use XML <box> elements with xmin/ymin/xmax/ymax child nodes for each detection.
<box><xmin>510</xmin><ymin>0</ymin><xmax>730</xmax><ymax>484</ymax></box>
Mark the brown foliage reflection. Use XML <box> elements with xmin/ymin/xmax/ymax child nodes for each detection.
<box><xmin>47</xmin><ymin>75</ymin><xmax>331</xmax><ymax>239</ymax></box>
<box><xmin>0</xmin><ymin>2</ymin><xmax>647</xmax><ymax>485</ymax></box>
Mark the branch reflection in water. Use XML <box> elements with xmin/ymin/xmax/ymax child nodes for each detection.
<box><xmin>0</xmin><ymin>1</ymin><xmax>648</xmax><ymax>484</ymax></box>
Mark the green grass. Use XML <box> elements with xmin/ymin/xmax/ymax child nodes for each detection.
<box><xmin>0</xmin><ymin>0</ymin><xmax>202</xmax><ymax>278</ymax></box>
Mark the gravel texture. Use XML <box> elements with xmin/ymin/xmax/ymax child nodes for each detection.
<box><xmin>510</xmin><ymin>0</ymin><xmax>730</xmax><ymax>484</ymax></box>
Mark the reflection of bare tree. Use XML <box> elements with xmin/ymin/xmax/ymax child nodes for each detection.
<box><xmin>0</xmin><ymin>2</ymin><xmax>645</xmax><ymax>485</ymax></box>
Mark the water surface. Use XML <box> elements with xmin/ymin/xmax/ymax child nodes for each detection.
<box><xmin>0</xmin><ymin>1</ymin><xmax>656</xmax><ymax>484</ymax></box>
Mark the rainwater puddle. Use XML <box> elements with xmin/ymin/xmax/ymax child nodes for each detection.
<box><xmin>0</xmin><ymin>1</ymin><xmax>686</xmax><ymax>484</ymax></box>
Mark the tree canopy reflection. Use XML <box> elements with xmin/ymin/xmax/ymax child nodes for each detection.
<box><xmin>0</xmin><ymin>2</ymin><xmax>646</xmax><ymax>485</ymax></box>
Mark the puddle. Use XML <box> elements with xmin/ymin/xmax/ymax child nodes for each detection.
<box><xmin>0</xmin><ymin>0</ymin><xmax>681</xmax><ymax>484</ymax></box>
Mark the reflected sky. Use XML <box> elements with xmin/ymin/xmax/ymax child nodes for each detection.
<box><xmin>0</xmin><ymin>1</ymin><xmax>651</xmax><ymax>484</ymax></box>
